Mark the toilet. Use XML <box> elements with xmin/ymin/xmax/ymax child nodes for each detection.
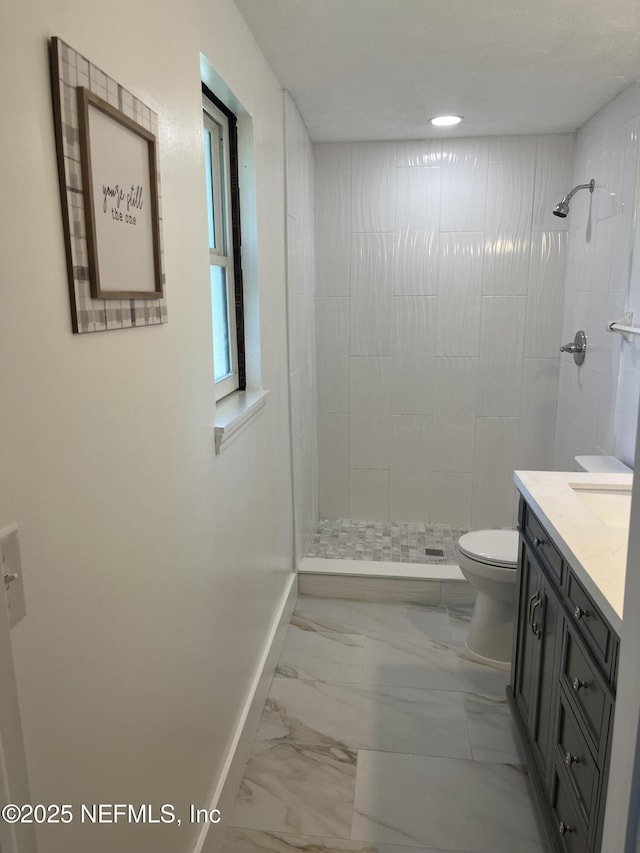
<box><xmin>457</xmin><ymin>454</ymin><xmax>632</xmax><ymax>670</ymax></box>
<box><xmin>457</xmin><ymin>529</ymin><xmax>519</xmax><ymax>670</ymax></box>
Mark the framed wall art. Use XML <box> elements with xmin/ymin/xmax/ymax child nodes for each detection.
<box><xmin>50</xmin><ymin>37</ymin><xmax>168</xmax><ymax>333</ymax></box>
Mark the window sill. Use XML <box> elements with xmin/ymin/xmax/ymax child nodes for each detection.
<box><xmin>214</xmin><ymin>389</ymin><xmax>269</xmax><ymax>455</ymax></box>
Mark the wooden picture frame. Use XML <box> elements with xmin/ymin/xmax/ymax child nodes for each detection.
<box><xmin>77</xmin><ymin>88</ymin><xmax>163</xmax><ymax>300</ymax></box>
<box><xmin>49</xmin><ymin>36</ymin><xmax>167</xmax><ymax>333</ymax></box>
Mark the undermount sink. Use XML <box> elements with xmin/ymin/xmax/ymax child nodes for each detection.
<box><xmin>570</xmin><ymin>484</ymin><xmax>633</xmax><ymax>529</ymax></box>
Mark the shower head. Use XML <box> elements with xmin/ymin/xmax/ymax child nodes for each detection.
<box><xmin>552</xmin><ymin>179</ymin><xmax>595</xmax><ymax>218</ymax></box>
<box><xmin>553</xmin><ymin>200</ymin><xmax>570</xmax><ymax>218</ymax></box>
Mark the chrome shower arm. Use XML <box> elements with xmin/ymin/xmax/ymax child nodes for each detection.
<box><xmin>562</xmin><ymin>179</ymin><xmax>595</xmax><ymax>204</ymax></box>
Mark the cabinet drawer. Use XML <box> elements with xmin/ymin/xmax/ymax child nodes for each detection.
<box><xmin>566</xmin><ymin>571</ymin><xmax>615</xmax><ymax>681</ymax></box>
<box><xmin>551</xmin><ymin>764</ymin><xmax>590</xmax><ymax>853</ymax></box>
<box><xmin>561</xmin><ymin>627</ymin><xmax>607</xmax><ymax>750</ymax></box>
<box><xmin>555</xmin><ymin>692</ymin><xmax>599</xmax><ymax>827</ymax></box>
<box><xmin>523</xmin><ymin>507</ymin><xmax>563</xmax><ymax>586</ymax></box>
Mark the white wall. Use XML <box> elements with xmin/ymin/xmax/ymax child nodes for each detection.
<box><xmin>554</xmin><ymin>83</ymin><xmax>640</xmax><ymax>470</ymax></box>
<box><xmin>314</xmin><ymin>136</ymin><xmax>573</xmax><ymax>528</ymax></box>
<box><xmin>0</xmin><ymin>2</ymin><xmax>294</xmax><ymax>852</ymax></box>
<box><xmin>284</xmin><ymin>94</ymin><xmax>318</xmax><ymax>564</ymax></box>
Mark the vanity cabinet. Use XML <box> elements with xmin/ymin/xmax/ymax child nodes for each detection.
<box><xmin>508</xmin><ymin>498</ymin><xmax>618</xmax><ymax>853</ymax></box>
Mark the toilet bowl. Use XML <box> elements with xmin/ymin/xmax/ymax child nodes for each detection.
<box><xmin>457</xmin><ymin>529</ymin><xmax>519</xmax><ymax>670</ymax></box>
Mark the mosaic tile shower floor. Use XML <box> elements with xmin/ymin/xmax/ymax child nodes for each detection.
<box><xmin>222</xmin><ymin>596</ymin><xmax>546</xmax><ymax>853</ymax></box>
<box><xmin>307</xmin><ymin>518</ymin><xmax>467</xmax><ymax>564</ymax></box>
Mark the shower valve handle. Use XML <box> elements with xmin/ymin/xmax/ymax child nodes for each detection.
<box><xmin>560</xmin><ymin>330</ymin><xmax>587</xmax><ymax>365</ymax></box>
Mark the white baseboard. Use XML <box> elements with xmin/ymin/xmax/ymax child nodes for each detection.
<box><xmin>194</xmin><ymin>572</ymin><xmax>298</xmax><ymax>853</ymax></box>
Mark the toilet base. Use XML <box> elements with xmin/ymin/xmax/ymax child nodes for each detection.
<box><xmin>465</xmin><ymin>590</ymin><xmax>515</xmax><ymax>667</ymax></box>
<box><xmin>463</xmin><ymin>641</ymin><xmax>511</xmax><ymax>672</ymax></box>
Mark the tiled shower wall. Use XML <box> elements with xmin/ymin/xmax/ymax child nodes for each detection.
<box><xmin>554</xmin><ymin>83</ymin><xmax>640</xmax><ymax>470</ymax></box>
<box><xmin>285</xmin><ymin>93</ymin><xmax>318</xmax><ymax>563</ymax></box>
<box><xmin>315</xmin><ymin>135</ymin><xmax>574</xmax><ymax>528</ymax></box>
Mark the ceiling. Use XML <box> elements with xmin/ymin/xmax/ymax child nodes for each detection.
<box><xmin>234</xmin><ymin>0</ymin><xmax>640</xmax><ymax>141</ymax></box>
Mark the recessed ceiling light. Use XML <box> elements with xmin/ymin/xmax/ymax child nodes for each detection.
<box><xmin>430</xmin><ymin>115</ymin><xmax>463</xmax><ymax>127</ymax></box>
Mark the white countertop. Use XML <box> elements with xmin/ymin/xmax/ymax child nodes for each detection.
<box><xmin>514</xmin><ymin>470</ymin><xmax>634</xmax><ymax>634</ymax></box>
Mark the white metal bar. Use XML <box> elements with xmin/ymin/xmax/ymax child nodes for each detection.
<box><xmin>608</xmin><ymin>323</ymin><xmax>640</xmax><ymax>336</ymax></box>
<box><xmin>607</xmin><ymin>312</ymin><xmax>640</xmax><ymax>342</ymax></box>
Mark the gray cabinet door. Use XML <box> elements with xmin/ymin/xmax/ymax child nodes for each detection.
<box><xmin>532</xmin><ymin>572</ymin><xmax>562</xmax><ymax>789</ymax></box>
<box><xmin>514</xmin><ymin>543</ymin><xmax>541</xmax><ymax>733</ymax></box>
<box><xmin>514</xmin><ymin>541</ymin><xmax>561</xmax><ymax>788</ymax></box>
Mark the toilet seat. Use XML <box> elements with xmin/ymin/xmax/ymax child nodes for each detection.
<box><xmin>457</xmin><ymin>529</ymin><xmax>519</xmax><ymax>569</ymax></box>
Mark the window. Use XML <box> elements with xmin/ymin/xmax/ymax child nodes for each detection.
<box><xmin>202</xmin><ymin>88</ymin><xmax>245</xmax><ymax>400</ymax></box>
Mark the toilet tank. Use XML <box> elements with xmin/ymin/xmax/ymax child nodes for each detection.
<box><xmin>574</xmin><ymin>455</ymin><xmax>632</xmax><ymax>474</ymax></box>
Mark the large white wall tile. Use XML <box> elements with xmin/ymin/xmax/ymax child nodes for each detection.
<box><xmin>396</xmin><ymin>141</ymin><xmax>442</xmax><ymax>167</ymax></box>
<box><xmin>554</xmin><ymin>86</ymin><xmax>640</xmax><ymax>470</ymax></box>
<box><xmin>586</xmin><ymin>216</ymin><xmax>614</xmax><ymax>294</ymax></box>
<box><xmin>389</xmin><ymin>416</ymin><xmax>434</xmax><ymax>522</ymax></box>
<box><xmin>313</xmin><ymin>134</ymin><xmax>584</xmax><ymax>524</ymax></box>
<box><xmin>610</xmin><ymin>117</ymin><xmax>640</xmax><ymax>293</ymax></box>
<box><xmin>440</xmin><ymin>139</ymin><xmax>489</xmax><ymax>232</ymax></box>
<box><xmin>429</xmin><ymin>473</ymin><xmax>473</xmax><ymax>526</ymax></box>
<box><xmin>483</xmin><ymin>164</ymin><xmax>535</xmax><ymax>295</ymax></box>
<box><xmin>472</xmin><ymin>417</ymin><xmax>519</xmax><ymax>528</ymax></box>
<box><xmin>436</xmin><ymin>233</ymin><xmax>483</xmax><ymax>356</ymax></box>
<box><xmin>349</xmin><ymin>357</ymin><xmax>391</xmax><ymax>469</ymax></box>
<box><xmin>434</xmin><ymin>357</ymin><xmax>479</xmax><ymax>416</ymax></box>
<box><xmin>517</xmin><ymin>359</ymin><xmax>560</xmax><ymax>470</ymax></box>
<box><xmin>594</xmin><ymin>112</ymin><xmax>623</xmax><ymax>223</ymax></box>
<box><xmin>584</xmin><ymin>251</ymin><xmax>615</xmax><ymax>377</ymax></box>
<box><xmin>576</xmin><ymin>367</ymin><xmax>602</xmax><ymax>452</ymax></box>
<box><xmin>431</xmin><ymin>416</ymin><xmax>475</xmax><ymax>473</ymax></box>
<box><xmin>615</xmin><ymin>358</ymin><xmax>640</xmax><ymax>466</ymax></box>
<box><xmin>533</xmin><ymin>135</ymin><xmax>575</xmax><ymax>231</ymax></box>
<box><xmin>316</xmin><ymin>297</ymin><xmax>350</xmax><ymax>413</ymax></box>
<box><xmin>489</xmin><ymin>136</ymin><xmax>537</xmax><ymax>165</ymax></box>
<box><xmin>478</xmin><ymin>296</ymin><xmax>526</xmax><ymax>415</ymax></box>
<box><xmin>391</xmin><ymin>296</ymin><xmax>436</xmax><ymax>414</ymax></box>
<box><xmin>316</xmin><ymin>169</ymin><xmax>351</xmax><ymax>296</ymax></box>
<box><xmin>350</xmin><ymin>234</ymin><xmax>394</xmax><ymax>355</ymax></box>
<box><xmin>525</xmin><ymin>231</ymin><xmax>568</xmax><ymax>358</ymax></box>
<box><xmin>554</xmin><ymin>420</ymin><xmax>583</xmax><ymax>470</ymax></box>
<box><xmin>349</xmin><ymin>469</ymin><xmax>390</xmax><ymax>521</ymax></box>
<box><xmin>351</xmin><ymin>143</ymin><xmax>396</xmax><ymax>233</ymax></box>
<box><xmin>394</xmin><ymin>166</ymin><xmax>440</xmax><ymax>295</ymax></box>
<box><xmin>318</xmin><ymin>414</ymin><xmax>349</xmax><ymax>518</ymax></box>
<box><xmin>597</xmin><ymin>295</ymin><xmax>626</xmax><ymax>454</ymax></box>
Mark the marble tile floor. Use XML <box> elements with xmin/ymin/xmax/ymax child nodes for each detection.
<box><xmin>223</xmin><ymin>597</ymin><xmax>546</xmax><ymax>853</ymax></box>
<box><xmin>307</xmin><ymin>519</ymin><xmax>467</xmax><ymax>565</ymax></box>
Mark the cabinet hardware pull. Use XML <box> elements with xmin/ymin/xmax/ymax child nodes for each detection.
<box><xmin>533</xmin><ymin>536</ymin><xmax>544</xmax><ymax>547</ymax></box>
<box><xmin>574</xmin><ymin>606</ymin><xmax>589</xmax><ymax>621</ymax></box>
<box><xmin>565</xmin><ymin>752</ymin><xmax>581</xmax><ymax>766</ymax></box>
<box><xmin>572</xmin><ymin>677</ymin><xmax>587</xmax><ymax>692</ymax></box>
<box><xmin>527</xmin><ymin>593</ymin><xmax>538</xmax><ymax>627</ymax></box>
<box><xmin>558</xmin><ymin>821</ymin><xmax>573</xmax><ymax>836</ymax></box>
<box><xmin>531</xmin><ymin>596</ymin><xmax>542</xmax><ymax>637</ymax></box>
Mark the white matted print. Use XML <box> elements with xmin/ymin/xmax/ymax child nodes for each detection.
<box><xmin>50</xmin><ymin>36</ymin><xmax>167</xmax><ymax>333</ymax></box>
<box><xmin>78</xmin><ymin>88</ymin><xmax>162</xmax><ymax>299</ymax></box>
